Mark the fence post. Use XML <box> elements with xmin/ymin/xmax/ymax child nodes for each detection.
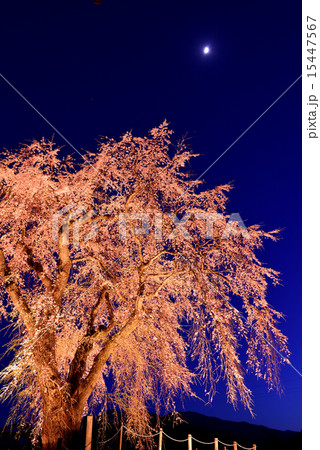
<box><xmin>214</xmin><ymin>437</ymin><xmax>218</xmax><ymax>450</ymax></box>
<box><xmin>119</xmin><ymin>424</ymin><xmax>123</xmax><ymax>450</ymax></box>
<box><xmin>233</xmin><ymin>441</ymin><xmax>237</xmax><ymax>450</ymax></box>
<box><xmin>158</xmin><ymin>428</ymin><xmax>163</xmax><ymax>450</ymax></box>
<box><xmin>188</xmin><ymin>434</ymin><xmax>192</xmax><ymax>450</ymax></box>
<box><xmin>85</xmin><ymin>415</ymin><xmax>93</xmax><ymax>450</ymax></box>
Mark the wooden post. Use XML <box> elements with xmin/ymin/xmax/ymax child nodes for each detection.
<box><xmin>188</xmin><ymin>434</ymin><xmax>192</xmax><ymax>450</ymax></box>
<box><xmin>119</xmin><ymin>424</ymin><xmax>123</xmax><ymax>450</ymax></box>
<box><xmin>85</xmin><ymin>415</ymin><xmax>93</xmax><ymax>450</ymax></box>
<box><xmin>233</xmin><ymin>441</ymin><xmax>237</xmax><ymax>450</ymax></box>
<box><xmin>214</xmin><ymin>437</ymin><xmax>218</xmax><ymax>450</ymax></box>
<box><xmin>158</xmin><ymin>427</ymin><xmax>163</xmax><ymax>450</ymax></box>
<box><xmin>223</xmin><ymin>447</ymin><xmax>226</xmax><ymax>450</ymax></box>
<box><xmin>253</xmin><ymin>445</ymin><xmax>256</xmax><ymax>450</ymax></box>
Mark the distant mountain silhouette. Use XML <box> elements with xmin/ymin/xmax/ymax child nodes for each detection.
<box><xmin>157</xmin><ymin>411</ymin><xmax>301</xmax><ymax>450</ymax></box>
<box><xmin>0</xmin><ymin>411</ymin><xmax>301</xmax><ymax>449</ymax></box>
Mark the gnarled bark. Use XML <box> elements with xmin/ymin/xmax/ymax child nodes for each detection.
<box><xmin>41</xmin><ymin>398</ymin><xmax>82</xmax><ymax>450</ymax></box>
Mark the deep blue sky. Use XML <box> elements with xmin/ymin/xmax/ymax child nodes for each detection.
<box><xmin>0</xmin><ymin>0</ymin><xmax>301</xmax><ymax>432</ymax></box>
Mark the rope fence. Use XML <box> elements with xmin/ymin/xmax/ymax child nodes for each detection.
<box><xmin>98</xmin><ymin>427</ymin><xmax>121</xmax><ymax>446</ymax></box>
<box><xmin>122</xmin><ymin>424</ymin><xmax>160</xmax><ymax>438</ymax></box>
<box><xmin>218</xmin><ymin>442</ymin><xmax>233</xmax><ymax>447</ymax></box>
<box><xmin>237</xmin><ymin>443</ymin><xmax>257</xmax><ymax>450</ymax></box>
<box><xmin>83</xmin><ymin>416</ymin><xmax>257</xmax><ymax>450</ymax></box>
<box><xmin>163</xmin><ymin>430</ymin><xmax>189</xmax><ymax>442</ymax></box>
<box><xmin>192</xmin><ymin>436</ymin><xmax>216</xmax><ymax>445</ymax></box>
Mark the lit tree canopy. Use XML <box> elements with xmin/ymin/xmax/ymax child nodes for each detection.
<box><xmin>0</xmin><ymin>122</ymin><xmax>289</xmax><ymax>449</ymax></box>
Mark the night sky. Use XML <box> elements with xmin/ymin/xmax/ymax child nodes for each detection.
<box><xmin>0</xmin><ymin>0</ymin><xmax>301</xmax><ymax>432</ymax></box>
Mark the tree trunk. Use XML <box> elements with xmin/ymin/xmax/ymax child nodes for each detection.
<box><xmin>41</xmin><ymin>403</ymin><xmax>82</xmax><ymax>450</ymax></box>
<box><xmin>32</xmin><ymin>325</ymin><xmax>84</xmax><ymax>449</ymax></box>
<box><xmin>38</xmin><ymin>369</ymin><xmax>82</xmax><ymax>450</ymax></box>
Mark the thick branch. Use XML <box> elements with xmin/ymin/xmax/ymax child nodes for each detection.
<box><xmin>125</xmin><ymin>187</ymin><xmax>145</xmax><ymax>263</ymax></box>
<box><xmin>89</xmin><ymin>287</ymin><xmax>114</xmax><ymax>331</ymax></box>
<box><xmin>70</xmin><ymin>214</ymin><xmax>115</xmax><ymax>227</ymax></box>
<box><xmin>67</xmin><ymin>287</ymin><xmax>115</xmax><ymax>394</ymax></box>
<box><xmin>145</xmin><ymin>270</ymin><xmax>187</xmax><ymax>299</ymax></box>
<box><xmin>73</xmin><ymin>265</ymin><xmax>187</xmax><ymax>409</ymax></box>
<box><xmin>74</xmin><ymin>313</ymin><xmax>140</xmax><ymax>411</ymax></box>
<box><xmin>72</xmin><ymin>255</ymin><xmax>108</xmax><ymax>275</ymax></box>
<box><xmin>19</xmin><ymin>243</ymin><xmax>53</xmax><ymax>292</ymax></box>
<box><xmin>142</xmin><ymin>250</ymin><xmax>177</xmax><ymax>271</ymax></box>
<box><xmin>52</xmin><ymin>223</ymin><xmax>71</xmax><ymax>307</ymax></box>
<box><xmin>0</xmin><ymin>248</ymin><xmax>35</xmax><ymax>333</ymax></box>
